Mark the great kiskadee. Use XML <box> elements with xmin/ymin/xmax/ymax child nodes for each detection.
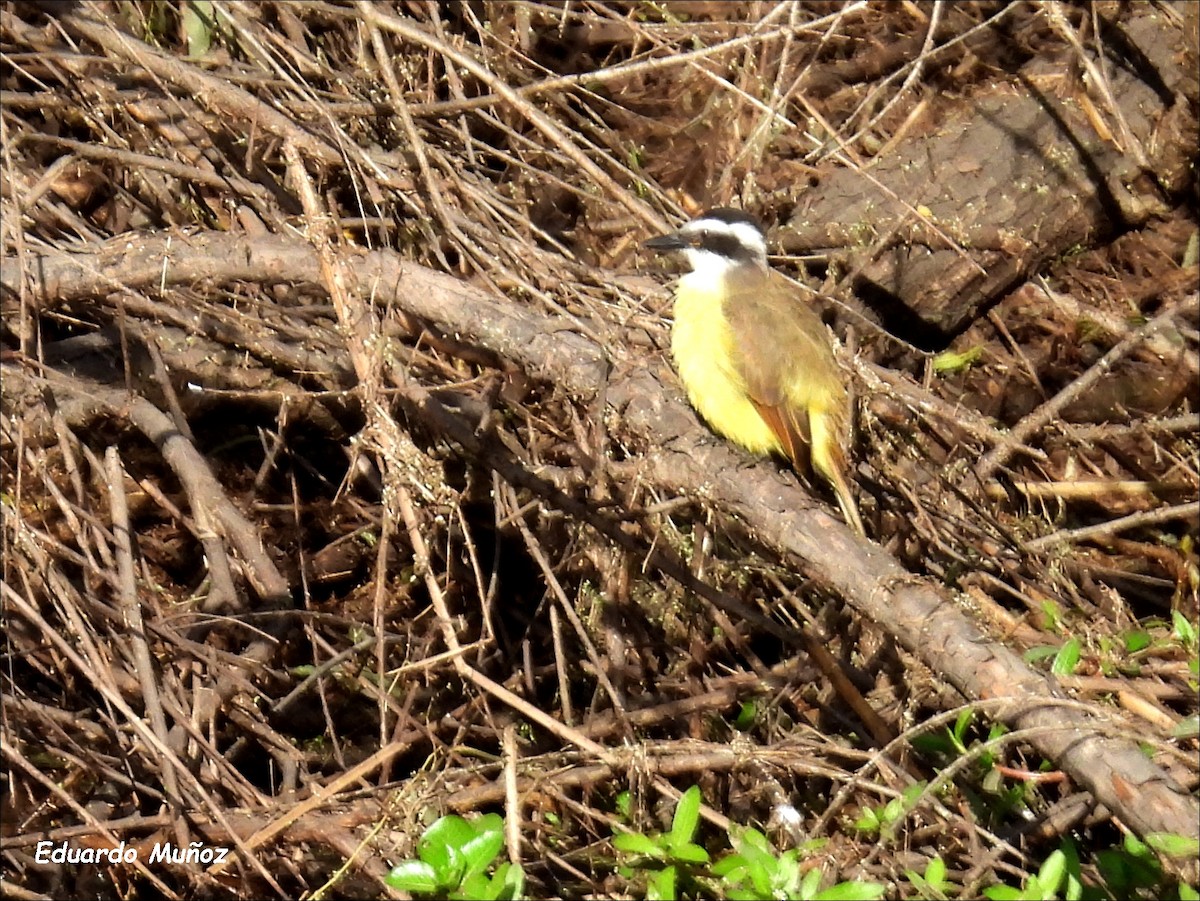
<box><xmin>645</xmin><ymin>208</ymin><xmax>865</xmax><ymax>536</ymax></box>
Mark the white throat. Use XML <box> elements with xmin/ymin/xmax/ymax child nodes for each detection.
<box><xmin>680</xmin><ymin>247</ymin><xmax>740</xmax><ymax>285</ymax></box>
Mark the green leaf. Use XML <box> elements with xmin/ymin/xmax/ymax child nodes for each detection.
<box><xmin>734</xmin><ymin>700</ymin><xmax>758</xmax><ymax>731</ymax></box>
<box><xmin>952</xmin><ymin>708</ymin><xmax>974</xmax><ymax>746</ymax></box>
<box><xmin>911</xmin><ymin>732</ymin><xmax>958</xmax><ymax>757</ymax></box>
<box><xmin>499</xmin><ymin>862</ymin><xmax>525</xmax><ymax>901</ymax></box>
<box><xmin>800</xmin><ymin>867</ymin><xmax>823</xmax><ymax>900</ymax></box>
<box><xmin>1051</xmin><ymin>639</ymin><xmax>1082</xmax><ymax>676</ymax></box>
<box><xmin>670</xmin><ymin>842</ymin><xmax>711</xmax><ymax>864</ymax></box>
<box><xmin>385</xmin><ymin>860</ymin><xmax>440</xmax><ymax>893</ymax></box>
<box><xmin>422</xmin><ymin>815</ymin><xmax>477</xmax><ymax>860</ymax></box>
<box><xmin>474</xmin><ymin>813</ymin><xmax>505</xmax><ymax>836</ymax></box>
<box><xmin>460</xmin><ymin>829</ymin><xmax>506</xmax><ymax>879</ymax></box>
<box><xmin>1037</xmin><ymin>849</ymin><xmax>1066</xmax><ymax>895</ymax></box>
<box><xmin>459</xmin><ymin>863</ymin><xmax>522</xmax><ymax>901</ymax></box>
<box><xmin>457</xmin><ymin>872</ymin><xmax>495</xmax><ymax>901</ymax></box>
<box><xmin>734</xmin><ymin>827</ymin><xmax>772</xmax><ymax>855</ymax></box>
<box><xmin>933</xmin><ymin>346</ymin><xmax>983</xmax><ymax>374</ymax></box>
<box><xmin>1171</xmin><ymin>714</ymin><xmax>1199</xmax><ymax>739</ymax></box>
<box><xmin>1178</xmin><ymin>883</ymin><xmax>1199</xmax><ymax>901</ymax></box>
<box><xmin>983</xmin><ymin>886</ymin><xmax>1022</xmax><ymax>900</ymax></box>
<box><xmin>1096</xmin><ymin>849</ymin><xmax>1132</xmax><ymax>892</ymax></box>
<box><xmin>1145</xmin><ymin>832</ymin><xmax>1200</xmax><ymax>858</ymax></box>
<box><xmin>1058</xmin><ymin>838</ymin><xmax>1084</xmax><ymax>901</ymax></box>
<box><xmin>417</xmin><ymin>814</ymin><xmax>504</xmax><ymax>886</ymax></box>
<box><xmin>1024</xmin><ymin>646</ymin><xmax>1060</xmax><ymax>664</ymax></box>
<box><xmin>854</xmin><ymin>808</ymin><xmax>882</xmax><ymax>834</ymax></box>
<box><xmin>816</xmin><ymin>880</ymin><xmax>887</xmax><ymax>900</ymax></box>
<box><xmin>614</xmin><ymin>831</ymin><xmax>663</xmax><ymax>857</ymax></box>
<box><xmin>882</xmin><ymin>797</ymin><xmax>904</xmax><ymax>823</ymax></box>
<box><xmin>926</xmin><ymin>855</ymin><xmax>947</xmax><ymax>886</ymax></box>
<box><xmin>1040</xmin><ymin>600</ymin><xmax>1062</xmax><ymax>633</ymax></box>
<box><xmin>1123</xmin><ymin>831</ymin><xmax>1149</xmax><ymax>857</ymax></box>
<box><xmin>418</xmin><ymin>837</ymin><xmax>459</xmax><ymax>882</ymax></box>
<box><xmin>1123</xmin><ymin>630</ymin><xmax>1152</xmax><ymax>653</ymax></box>
<box><xmin>746</xmin><ymin>849</ymin><xmax>777</xmax><ymax>885</ymax></box>
<box><xmin>670</xmin><ymin>785</ymin><xmax>703</xmax><ymax>846</ymax></box>
<box><xmin>744</xmin><ymin>855</ymin><xmax>774</xmax><ymax>896</ymax></box>
<box><xmin>1171</xmin><ymin>610</ymin><xmax>1197</xmax><ymax>645</ymax></box>
<box><xmin>711</xmin><ymin>854</ymin><xmax>747</xmax><ymax>876</ymax></box>
<box><xmin>648</xmin><ymin>864</ymin><xmax>678</xmax><ymax>901</ymax></box>
<box><xmin>182</xmin><ymin>0</ymin><xmax>214</xmax><ymax>58</ymax></box>
<box><xmin>779</xmin><ymin>860</ymin><xmax>804</xmax><ymax>897</ymax></box>
<box><xmin>615</xmin><ymin>790</ymin><xmax>632</xmax><ymax>820</ymax></box>
<box><xmin>904</xmin><ymin>870</ymin><xmax>930</xmax><ymax>894</ymax></box>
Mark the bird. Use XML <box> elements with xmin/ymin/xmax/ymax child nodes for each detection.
<box><xmin>644</xmin><ymin>207</ymin><xmax>865</xmax><ymax>536</ymax></box>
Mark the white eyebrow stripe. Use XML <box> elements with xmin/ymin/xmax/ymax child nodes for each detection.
<box><xmin>682</xmin><ymin>218</ymin><xmax>767</xmax><ymax>258</ymax></box>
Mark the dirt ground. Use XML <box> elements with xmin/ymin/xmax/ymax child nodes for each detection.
<box><xmin>1</xmin><ymin>2</ymin><xmax>1197</xmax><ymax>899</ymax></box>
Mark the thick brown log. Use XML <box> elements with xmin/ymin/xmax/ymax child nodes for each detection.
<box><xmin>778</xmin><ymin>9</ymin><xmax>1198</xmax><ymax>343</ymax></box>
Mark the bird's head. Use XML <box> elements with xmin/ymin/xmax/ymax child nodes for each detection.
<box><xmin>644</xmin><ymin>208</ymin><xmax>768</xmax><ymax>280</ymax></box>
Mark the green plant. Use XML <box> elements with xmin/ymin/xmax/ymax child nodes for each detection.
<box><xmin>982</xmin><ymin>834</ymin><xmax>1200</xmax><ymax>901</ymax></box>
<box><xmin>1172</xmin><ymin>609</ymin><xmax>1199</xmax><ymax>687</ymax></box>
<box><xmin>732</xmin><ymin>699</ymin><xmax>759</xmax><ymax>731</ymax></box>
<box><xmin>932</xmin><ymin>346</ymin><xmax>983</xmax><ymax>375</ymax></box>
<box><xmin>852</xmin><ymin>782</ymin><xmax>927</xmax><ymax>840</ymax></box>
<box><xmin>1095</xmin><ymin>831</ymin><xmax>1174</xmax><ymax>900</ymax></box>
<box><xmin>1051</xmin><ymin>637</ymin><xmax>1082</xmax><ymax>676</ymax></box>
<box><xmin>909</xmin><ymin>710</ymin><xmax>1031</xmax><ymax>824</ymax></box>
<box><xmin>1039</xmin><ymin>599</ymin><xmax>1064</xmax><ymax>633</ymax></box>
<box><xmin>613</xmin><ymin>786</ymin><xmax>883</xmax><ymax>900</ymax></box>
<box><xmin>614</xmin><ymin>785</ymin><xmax>710</xmax><ymax>900</ymax></box>
<box><xmin>1145</xmin><ymin>832</ymin><xmax>1200</xmax><ymax>861</ymax></box>
<box><xmin>385</xmin><ymin>813</ymin><xmax>524</xmax><ymax>900</ymax></box>
<box><xmin>1173</xmin><ymin>609</ymin><xmax>1197</xmax><ymax>646</ymax></box>
<box><xmin>182</xmin><ymin>0</ymin><xmax>216</xmax><ymax>57</ymax></box>
<box><xmin>904</xmin><ymin>855</ymin><xmax>957</xmax><ymax>900</ymax></box>
<box><xmin>711</xmin><ymin>826</ymin><xmax>885</xmax><ymax>901</ymax></box>
<box><xmin>983</xmin><ymin>848</ymin><xmax>1070</xmax><ymax>900</ymax></box>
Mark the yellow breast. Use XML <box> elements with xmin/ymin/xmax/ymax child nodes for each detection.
<box><xmin>670</xmin><ymin>271</ymin><xmax>782</xmax><ymax>457</ymax></box>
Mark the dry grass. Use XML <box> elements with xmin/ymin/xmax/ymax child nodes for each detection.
<box><xmin>1</xmin><ymin>2</ymin><xmax>1197</xmax><ymax>899</ymax></box>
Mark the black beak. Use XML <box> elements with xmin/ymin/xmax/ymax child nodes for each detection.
<box><xmin>643</xmin><ymin>231</ymin><xmax>687</xmax><ymax>252</ymax></box>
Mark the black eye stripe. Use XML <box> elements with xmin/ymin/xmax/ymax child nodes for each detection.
<box><xmin>691</xmin><ymin>231</ymin><xmax>758</xmax><ymax>262</ymax></box>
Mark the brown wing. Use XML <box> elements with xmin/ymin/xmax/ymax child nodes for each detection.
<box><xmin>723</xmin><ymin>271</ymin><xmax>845</xmax><ymax>472</ymax></box>
<box><xmin>725</xmin><ymin>272</ymin><xmax>865</xmax><ymax>535</ymax></box>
